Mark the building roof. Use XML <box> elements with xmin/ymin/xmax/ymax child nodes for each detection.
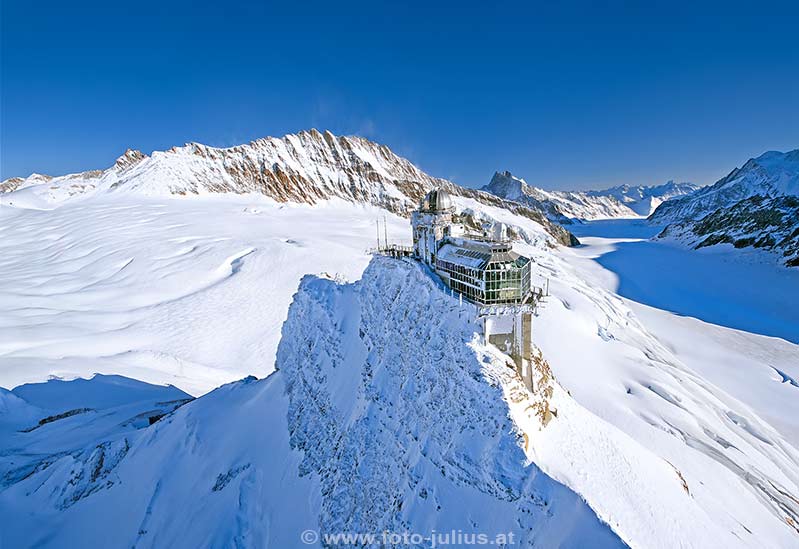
<box><xmin>437</xmin><ymin>239</ymin><xmax>530</xmax><ymax>271</ymax></box>
<box><xmin>437</xmin><ymin>243</ymin><xmax>490</xmax><ymax>269</ymax></box>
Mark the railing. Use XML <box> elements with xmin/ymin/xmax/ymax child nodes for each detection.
<box><xmin>472</xmin><ymin>286</ymin><xmax>547</xmax><ymax>317</ymax></box>
<box><xmin>369</xmin><ymin>244</ymin><xmax>414</xmax><ymax>257</ymax></box>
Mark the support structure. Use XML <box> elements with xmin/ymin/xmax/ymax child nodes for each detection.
<box><xmin>483</xmin><ymin>310</ymin><xmax>534</xmax><ymax>392</ymax></box>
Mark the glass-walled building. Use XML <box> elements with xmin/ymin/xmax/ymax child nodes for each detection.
<box><xmin>412</xmin><ymin>188</ymin><xmax>534</xmax><ymax>307</ymax></box>
<box><xmin>434</xmin><ymin>239</ymin><xmax>531</xmax><ymax>306</ymax></box>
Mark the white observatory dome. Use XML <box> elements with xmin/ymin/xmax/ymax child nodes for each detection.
<box><xmin>421</xmin><ymin>188</ymin><xmax>453</xmax><ymax>212</ymax></box>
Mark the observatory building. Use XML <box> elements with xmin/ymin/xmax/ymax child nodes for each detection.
<box><xmin>411</xmin><ymin>188</ymin><xmax>533</xmax><ymax>307</ymax></box>
<box><xmin>410</xmin><ymin>188</ymin><xmax>542</xmax><ymax>392</ymax></box>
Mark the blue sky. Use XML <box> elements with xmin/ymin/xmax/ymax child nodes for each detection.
<box><xmin>2</xmin><ymin>0</ymin><xmax>797</xmax><ymax>190</ymax></box>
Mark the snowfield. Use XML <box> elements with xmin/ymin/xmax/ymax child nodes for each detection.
<box><xmin>0</xmin><ymin>258</ymin><xmax>624</xmax><ymax>548</ymax></box>
<box><xmin>525</xmin><ymin>221</ymin><xmax>799</xmax><ymax>547</ymax></box>
<box><xmin>0</xmin><ymin>195</ymin><xmax>410</xmax><ymax>395</ymax></box>
<box><xmin>1</xmin><ymin>189</ymin><xmax>798</xmax><ymax>547</ymax></box>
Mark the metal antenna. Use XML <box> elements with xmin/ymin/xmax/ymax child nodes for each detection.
<box><xmin>383</xmin><ymin>215</ymin><xmax>388</xmax><ymax>249</ymax></box>
<box><xmin>376</xmin><ymin>219</ymin><xmax>381</xmax><ymax>249</ymax></box>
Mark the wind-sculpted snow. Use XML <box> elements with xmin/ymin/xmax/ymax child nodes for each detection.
<box><xmin>0</xmin><ymin>197</ymin><xmax>415</xmax><ymax>395</ymax></box>
<box><xmin>0</xmin><ymin>258</ymin><xmax>624</xmax><ymax>548</ymax></box>
<box><xmin>1</xmin><ymin>166</ymin><xmax>798</xmax><ymax>546</ymax></box>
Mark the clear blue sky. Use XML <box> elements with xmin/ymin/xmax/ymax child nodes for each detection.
<box><xmin>2</xmin><ymin>0</ymin><xmax>797</xmax><ymax>190</ymax></box>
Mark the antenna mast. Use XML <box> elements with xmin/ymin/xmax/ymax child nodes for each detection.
<box><xmin>383</xmin><ymin>216</ymin><xmax>388</xmax><ymax>249</ymax></box>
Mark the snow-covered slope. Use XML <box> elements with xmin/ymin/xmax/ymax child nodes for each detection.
<box><xmin>0</xmin><ymin>375</ymin><xmax>192</xmax><ymax>521</ymax></box>
<box><xmin>0</xmin><ymin>130</ymin><xmax>575</xmax><ymax>246</ymax></box>
<box><xmin>0</xmin><ymin>196</ymin><xmax>409</xmax><ymax>395</ymax></box>
<box><xmin>0</xmin><ymin>191</ymin><xmax>564</xmax><ymax>396</ymax></box>
<box><xmin>0</xmin><ymin>258</ymin><xmax>625</xmax><ymax>548</ymax></box>
<box><xmin>482</xmin><ymin>171</ymin><xmax>697</xmax><ymax>222</ymax></box>
<box><xmin>650</xmin><ymin>150</ymin><xmax>799</xmax><ymax>266</ymax></box>
<box><xmin>519</xmin><ymin>231</ymin><xmax>799</xmax><ymax>548</ymax></box>
<box><xmin>3</xmin><ymin>250</ymin><xmax>798</xmax><ymax>547</ymax></box>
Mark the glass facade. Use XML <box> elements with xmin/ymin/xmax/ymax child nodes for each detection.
<box><xmin>435</xmin><ymin>252</ymin><xmax>531</xmax><ymax>306</ymax></box>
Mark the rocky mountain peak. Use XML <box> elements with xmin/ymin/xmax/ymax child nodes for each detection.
<box><xmin>484</xmin><ymin>170</ymin><xmax>527</xmax><ymax>200</ymax></box>
<box><xmin>0</xmin><ymin>131</ymin><xmax>577</xmax><ymax>247</ymax></box>
<box><xmin>113</xmin><ymin>149</ymin><xmax>147</xmax><ymax>172</ymax></box>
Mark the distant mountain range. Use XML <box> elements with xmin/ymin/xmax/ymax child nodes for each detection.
<box><xmin>481</xmin><ymin>170</ymin><xmax>698</xmax><ymax>221</ymax></box>
<box><xmin>587</xmin><ymin>181</ymin><xmax>700</xmax><ymax>216</ymax></box>
<box><xmin>651</xmin><ymin>150</ymin><xmax>799</xmax><ymax>267</ymax></box>
<box><xmin>6</xmin><ymin>132</ymin><xmax>795</xmax><ymax>266</ymax></box>
<box><xmin>0</xmin><ymin>130</ymin><xmax>577</xmax><ymax>246</ymax></box>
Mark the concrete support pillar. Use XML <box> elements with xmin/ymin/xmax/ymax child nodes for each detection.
<box><xmin>511</xmin><ymin>312</ymin><xmax>534</xmax><ymax>392</ymax></box>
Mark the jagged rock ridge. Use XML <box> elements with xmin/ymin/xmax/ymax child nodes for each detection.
<box><xmin>588</xmin><ymin>180</ymin><xmax>700</xmax><ymax>216</ymax></box>
<box><xmin>482</xmin><ymin>170</ymin><xmax>697</xmax><ymax>221</ymax></box>
<box><xmin>1</xmin><ymin>130</ymin><xmax>576</xmax><ymax>246</ymax></box>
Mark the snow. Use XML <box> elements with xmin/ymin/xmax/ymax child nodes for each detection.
<box><xmin>589</xmin><ymin>181</ymin><xmax>700</xmax><ymax>216</ymax></box>
<box><xmin>521</xmin><ymin>218</ymin><xmax>799</xmax><ymax>547</ymax></box>
<box><xmin>650</xmin><ymin>149</ymin><xmax>799</xmax><ymax>226</ymax></box>
<box><xmin>482</xmin><ymin>171</ymin><xmax>698</xmax><ymax>221</ymax></box>
<box><xmin>0</xmin><ymin>130</ymin><xmax>444</xmax><ymax>215</ymax></box>
<box><xmin>0</xmin><ymin>195</ymin><xmax>411</xmax><ymax>395</ymax></box>
<box><xmin>0</xmin><ymin>259</ymin><xmax>624</xmax><ymax>548</ymax></box>
<box><xmin>1</xmin><ymin>185</ymin><xmax>798</xmax><ymax>547</ymax></box>
<box><xmin>568</xmin><ymin>220</ymin><xmax>799</xmax><ymax>344</ymax></box>
<box><xmin>12</xmin><ymin>374</ymin><xmax>189</xmax><ymax>412</ymax></box>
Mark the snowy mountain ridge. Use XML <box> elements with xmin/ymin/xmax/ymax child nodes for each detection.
<box><xmin>651</xmin><ymin>149</ymin><xmax>799</xmax><ymax>266</ymax></box>
<box><xmin>482</xmin><ymin>170</ymin><xmax>697</xmax><ymax>221</ymax></box>
<box><xmin>0</xmin><ymin>130</ymin><xmax>576</xmax><ymax>246</ymax></box>
<box><xmin>588</xmin><ymin>180</ymin><xmax>700</xmax><ymax>216</ymax></box>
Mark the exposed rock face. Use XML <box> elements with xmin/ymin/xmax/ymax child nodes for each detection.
<box><xmin>0</xmin><ymin>173</ymin><xmax>52</xmax><ymax>193</ymax></box>
<box><xmin>112</xmin><ymin>149</ymin><xmax>147</xmax><ymax>171</ymax></box>
<box><xmin>650</xmin><ymin>150</ymin><xmax>799</xmax><ymax>266</ymax></box>
<box><xmin>481</xmin><ymin>170</ymin><xmax>567</xmax><ymax>221</ymax></box>
<box><xmin>1</xmin><ymin>130</ymin><xmax>576</xmax><ymax>246</ymax></box>
<box><xmin>651</xmin><ymin>150</ymin><xmax>799</xmax><ymax>225</ymax></box>
<box><xmin>659</xmin><ymin>194</ymin><xmax>799</xmax><ymax>266</ymax></box>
